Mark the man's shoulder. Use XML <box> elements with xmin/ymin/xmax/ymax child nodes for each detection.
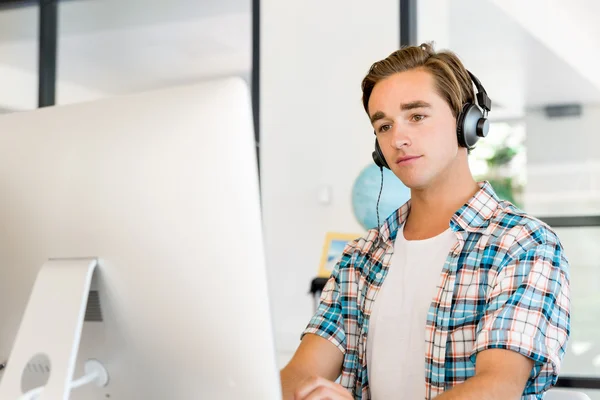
<box><xmin>487</xmin><ymin>199</ymin><xmax>564</xmax><ymax>255</ymax></box>
<box><xmin>336</xmin><ymin>228</ymin><xmax>386</xmax><ymax>273</ymax></box>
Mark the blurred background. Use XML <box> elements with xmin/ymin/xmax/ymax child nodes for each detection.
<box><xmin>0</xmin><ymin>0</ymin><xmax>598</xmax><ymax>397</ymax></box>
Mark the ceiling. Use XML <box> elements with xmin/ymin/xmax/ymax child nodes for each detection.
<box><xmin>0</xmin><ymin>0</ymin><xmax>598</xmax><ymax>118</ymax></box>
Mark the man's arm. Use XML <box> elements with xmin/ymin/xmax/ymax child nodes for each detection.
<box><xmin>280</xmin><ymin>334</ymin><xmax>345</xmax><ymax>399</ymax></box>
<box><xmin>282</xmin><ymin>236</ymin><xmax>362</xmax><ymax>399</ymax></box>
<box><xmin>434</xmin><ymin>349</ymin><xmax>534</xmax><ymax>400</ymax></box>
<box><xmin>436</xmin><ymin>228</ymin><xmax>570</xmax><ymax>399</ymax></box>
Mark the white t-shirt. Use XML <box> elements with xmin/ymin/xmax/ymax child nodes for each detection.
<box><xmin>366</xmin><ymin>226</ymin><xmax>457</xmax><ymax>399</ymax></box>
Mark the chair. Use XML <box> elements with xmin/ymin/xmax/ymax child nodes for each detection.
<box><xmin>545</xmin><ymin>388</ymin><xmax>592</xmax><ymax>400</ymax></box>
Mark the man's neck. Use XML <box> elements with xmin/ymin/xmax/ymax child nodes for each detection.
<box><xmin>403</xmin><ymin>164</ymin><xmax>480</xmax><ymax>240</ymax></box>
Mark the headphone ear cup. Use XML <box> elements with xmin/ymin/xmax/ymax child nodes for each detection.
<box><xmin>456</xmin><ymin>103</ymin><xmax>483</xmax><ymax>150</ymax></box>
<box><xmin>456</xmin><ymin>103</ymin><xmax>471</xmax><ymax>149</ymax></box>
<box><xmin>372</xmin><ymin>140</ymin><xmax>390</xmax><ymax>169</ymax></box>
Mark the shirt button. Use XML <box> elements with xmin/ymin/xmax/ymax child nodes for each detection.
<box><xmin>375</xmin><ymin>272</ymin><xmax>383</xmax><ymax>279</ymax></box>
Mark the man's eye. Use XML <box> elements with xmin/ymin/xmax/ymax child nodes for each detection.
<box><xmin>411</xmin><ymin>115</ymin><xmax>425</xmax><ymax>122</ymax></box>
<box><xmin>378</xmin><ymin>124</ymin><xmax>391</xmax><ymax>133</ymax></box>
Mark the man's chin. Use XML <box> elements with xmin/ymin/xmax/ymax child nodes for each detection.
<box><xmin>392</xmin><ymin>172</ymin><xmax>427</xmax><ymax>190</ymax></box>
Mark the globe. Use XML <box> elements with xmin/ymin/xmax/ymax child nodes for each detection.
<box><xmin>352</xmin><ymin>164</ymin><xmax>411</xmax><ymax>230</ymax></box>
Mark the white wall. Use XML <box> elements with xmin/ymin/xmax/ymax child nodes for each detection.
<box><xmin>417</xmin><ymin>0</ymin><xmax>450</xmax><ymax>50</ymax></box>
<box><xmin>260</xmin><ymin>0</ymin><xmax>399</xmax><ymax>357</ymax></box>
<box><xmin>524</xmin><ymin>104</ymin><xmax>600</xmax><ymax>216</ymax></box>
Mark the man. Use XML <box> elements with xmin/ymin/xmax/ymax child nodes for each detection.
<box><xmin>280</xmin><ymin>43</ymin><xmax>571</xmax><ymax>399</ymax></box>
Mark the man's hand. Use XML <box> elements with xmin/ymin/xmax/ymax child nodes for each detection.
<box><xmin>293</xmin><ymin>376</ymin><xmax>353</xmax><ymax>400</ymax></box>
<box><xmin>280</xmin><ymin>334</ymin><xmax>345</xmax><ymax>399</ymax></box>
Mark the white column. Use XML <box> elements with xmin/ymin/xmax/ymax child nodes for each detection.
<box><xmin>416</xmin><ymin>0</ymin><xmax>450</xmax><ymax>50</ymax></box>
<box><xmin>261</xmin><ymin>0</ymin><xmax>399</xmax><ymax>355</ymax></box>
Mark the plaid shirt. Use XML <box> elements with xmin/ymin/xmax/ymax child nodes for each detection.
<box><xmin>302</xmin><ymin>181</ymin><xmax>571</xmax><ymax>399</ymax></box>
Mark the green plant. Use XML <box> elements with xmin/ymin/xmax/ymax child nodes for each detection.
<box><xmin>476</xmin><ymin>140</ymin><xmax>524</xmax><ymax>208</ymax></box>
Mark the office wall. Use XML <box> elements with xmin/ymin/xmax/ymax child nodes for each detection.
<box><xmin>260</xmin><ymin>0</ymin><xmax>399</xmax><ymax>356</ymax></box>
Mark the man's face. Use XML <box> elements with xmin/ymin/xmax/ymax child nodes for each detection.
<box><xmin>368</xmin><ymin>68</ymin><xmax>462</xmax><ymax>190</ymax></box>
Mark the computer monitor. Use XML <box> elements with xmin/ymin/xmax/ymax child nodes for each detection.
<box><xmin>0</xmin><ymin>77</ymin><xmax>282</xmax><ymax>399</ymax></box>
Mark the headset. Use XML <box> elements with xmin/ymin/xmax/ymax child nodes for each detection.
<box><xmin>371</xmin><ymin>70</ymin><xmax>492</xmax><ymax>169</ymax></box>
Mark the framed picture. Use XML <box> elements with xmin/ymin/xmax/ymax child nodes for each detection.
<box><xmin>317</xmin><ymin>232</ymin><xmax>362</xmax><ymax>278</ymax></box>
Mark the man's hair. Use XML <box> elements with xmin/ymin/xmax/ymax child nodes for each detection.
<box><xmin>361</xmin><ymin>42</ymin><xmax>475</xmax><ymax>118</ymax></box>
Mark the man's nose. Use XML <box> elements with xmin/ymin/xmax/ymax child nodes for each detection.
<box><xmin>390</xmin><ymin>127</ymin><xmax>410</xmax><ymax>149</ymax></box>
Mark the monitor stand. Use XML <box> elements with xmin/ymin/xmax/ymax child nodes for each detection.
<box><xmin>0</xmin><ymin>258</ymin><xmax>104</xmax><ymax>399</ymax></box>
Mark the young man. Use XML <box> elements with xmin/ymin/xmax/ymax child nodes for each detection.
<box><xmin>280</xmin><ymin>43</ymin><xmax>571</xmax><ymax>399</ymax></box>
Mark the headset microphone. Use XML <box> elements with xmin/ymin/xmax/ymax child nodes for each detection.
<box><xmin>374</xmin><ymin>166</ymin><xmax>384</xmax><ymax>248</ymax></box>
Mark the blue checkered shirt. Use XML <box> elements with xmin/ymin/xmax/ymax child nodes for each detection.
<box><xmin>302</xmin><ymin>181</ymin><xmax>571</xmax><ymax>399</ymax></box>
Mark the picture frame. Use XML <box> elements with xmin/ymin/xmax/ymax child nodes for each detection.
<box><xmin>317</xmin><ymin>232</ymin><xmax>362</xmax><ymax>278</ymax></box>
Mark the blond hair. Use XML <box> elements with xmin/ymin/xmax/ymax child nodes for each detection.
<box><xmin>361</xmin><ymin>42</ymin><xmax>475</xmax><ymax>118</ymax></box>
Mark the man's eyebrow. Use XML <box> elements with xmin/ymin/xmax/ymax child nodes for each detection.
<box><xmin>370</xmin><ymin>111</ymin><xmax>386</xmax><ymax>124</ymax></box>
<box><xmin>370</xmin><ymin>101</ymin><xmax>432</xmax><ymax>123</ymax></box>
<box><xmin>400</xmin><ymin>100</ymin><xmax>432</xmax><ymax>111</ymax></box>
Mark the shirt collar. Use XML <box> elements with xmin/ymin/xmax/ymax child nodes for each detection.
<box><xmin>378</xmin><ymin>181</ymin><xmax>500</xmax><ymax>244</ymax></box>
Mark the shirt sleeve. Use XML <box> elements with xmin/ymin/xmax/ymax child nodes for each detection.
<box><xmin>301</xmin><ymin>240</ymin><xmax>358</xmax><ymax>354</ymax></box>
<box><xmin>470</xmin><ymin>234</ymin><xmax>571</xmax><ymax>394</ymax></box>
